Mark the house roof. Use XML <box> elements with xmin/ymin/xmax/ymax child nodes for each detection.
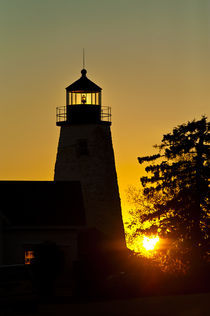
<box><xmin>66</xmin><ymin>69</ymin><xmax>102</xmax><ymax>92</ymax></box>
<box><xmin>0</xmin><ymin>181</ymin><xmax>86</xmax><ymax>227</ymax></box>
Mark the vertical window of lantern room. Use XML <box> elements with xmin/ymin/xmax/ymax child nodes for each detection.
<box><xmin>99</xmin><ymin>92</ymin><xmax>101</xmax><ymax>106</ymax></box>
<box><xmin>70</xmin><ymin>92</ymin><xmax>72</xmax><ymax>105</ymax></box>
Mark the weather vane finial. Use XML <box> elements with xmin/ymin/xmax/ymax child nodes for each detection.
<box><xmin>83</xmin><ymin>48</ymin><xmax>85</xmax><ymax>69</ymax></box>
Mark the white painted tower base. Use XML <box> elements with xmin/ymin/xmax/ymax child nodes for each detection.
<box><xmin>54</xmin><ymin>123</ymin><xmax>125</xmax><ymax>249</ymax></box>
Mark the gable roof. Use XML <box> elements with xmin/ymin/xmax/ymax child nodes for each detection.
<box><xmin>0</xmin><ymin>181</ymin><xmax>86</xmax><ymax>227</ymax></box>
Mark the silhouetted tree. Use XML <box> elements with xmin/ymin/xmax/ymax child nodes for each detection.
<box><xmin>137</xmin><ymin>116</ymin><xmax>209</xmax><ymax>269</ymax></box>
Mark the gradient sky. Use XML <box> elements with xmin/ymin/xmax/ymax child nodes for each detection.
<box><xmin>0</xmin><ymin>0</ymin><xmax>210</xmax><ymax>218</ymax></box>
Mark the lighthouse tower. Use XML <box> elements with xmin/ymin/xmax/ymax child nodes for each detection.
<box><xmin>54</xmin><ymin>69</ymin><xmax>125</xmax><ymax>249</ymax></box>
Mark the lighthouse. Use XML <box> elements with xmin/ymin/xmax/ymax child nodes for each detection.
<box><xmin>54</xmin><ymin>68</ymin><xmax>125</xmax><ymax>249</ymax></box>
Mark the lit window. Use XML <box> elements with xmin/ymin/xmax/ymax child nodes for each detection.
<box><xmin>69</xmin><ymin>92</ymin><xmax>100</xmax><ymax>105</ymax></box>
<box><xmin>25</xmin><ymin>250</ymin><xmax>35</xmax><ymax>265</ymax></box>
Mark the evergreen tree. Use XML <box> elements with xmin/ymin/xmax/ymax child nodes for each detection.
<box><xmin>138</xmin><ymin>116</ymin><xmax>209</xmax><ymax>267</ymax></box>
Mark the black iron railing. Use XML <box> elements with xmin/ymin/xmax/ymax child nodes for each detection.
<box><xmin>56</xmin><ymin>106</ymin><xmax>67</xmax><ymax>123</ymax></box>
<box><xmin>101</xmin><ymin>106</ymin><xmax>112</xmax><ymax>122</ymax></box>
<box><xmin>56</xmin><ymin>105</ymin><xmax>111</xmax><ymax>125</ymax></box>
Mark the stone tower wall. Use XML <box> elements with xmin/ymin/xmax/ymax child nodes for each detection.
<box><xmin>54</xmin><ymin>124</ymin><xmax>125</xmax><ymax>248</ymax></box>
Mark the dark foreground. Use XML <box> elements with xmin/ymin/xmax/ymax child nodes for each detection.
<box><xmin>1</xmin><ymin>292</ymin><xmax>209</xmax><ymax>316</ymax></box>
<box><xmin>1</xmin><ymin>254</ymin><xmax>209</xmax><ymax>315</ymax></box>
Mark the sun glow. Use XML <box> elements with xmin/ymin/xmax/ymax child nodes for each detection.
<box><xmin>126</xmin><ymin>232</ymin><xmax>160</xmax><ymax>256</ymax></box>
<box><xmin>142</xmin><ymin>236</ymin><xmax>159</xmax><ymax>251</ymax></box>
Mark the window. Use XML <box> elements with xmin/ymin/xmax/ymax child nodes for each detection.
<box><xmin>25</xmin><ymin>250</ymin><xmax>35</xmax><ymax>265</ymax></box>
<box><xmin>76</xmin><ymin>139</ymin><xmax>89</xmax><ymax>157</ymax></box>
<box><xmin>68</xmin><ymin>92</ymin><xmax>101</xmax><ymax>105</ymax></box>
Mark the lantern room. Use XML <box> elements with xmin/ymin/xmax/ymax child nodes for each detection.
<box><xmin>66</xmin><ymin>69</ymin><xmax>101</xmax><ymax>105</ymax></box>
<box><xmin>66</xmin><ymin>69</ymin><xmax>101</xmax><ymax>106</ymax></box>
<box><xmin>56</xmin><ymin>69</ymin><xmax>111</xmax><ymax>126</ymax></box>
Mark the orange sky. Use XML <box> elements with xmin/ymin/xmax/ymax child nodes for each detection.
<box><xmin>0</xmin><ymin>0</ymin><xmax>210</xmax><ymax>219</ymax></box>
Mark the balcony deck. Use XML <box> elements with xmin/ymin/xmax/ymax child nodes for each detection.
<box><xmin>56</xmin><ymin>105</ymin><xmax>111</xmax><ymax>126</ymax></box>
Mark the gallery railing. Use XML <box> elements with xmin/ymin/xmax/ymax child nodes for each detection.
<box><xmin>56</xmin><ymin>105</ymin><xmax>111</xmax><ymax>125</ymax></box>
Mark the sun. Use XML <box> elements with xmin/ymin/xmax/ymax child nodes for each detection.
<box><xmin>142</xmin><ymin>236</ymin><xmax>159</xmax><ymax>251</ymax></box>
<box><xmin>125</xmin><ymin>232</ymin><xmax>160</xmax><ymax>255</ymax></box>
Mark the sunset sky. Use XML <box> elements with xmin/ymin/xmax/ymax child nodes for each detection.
<box><xmin>1</xmin><ymin>0</ymin><xmax>210</xmax><ymax>218</ymax></box>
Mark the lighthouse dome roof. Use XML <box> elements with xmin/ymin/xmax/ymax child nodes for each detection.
<box><xmin>66</xmin><ymin>69</ymin><xmax>102</xmax><ymax>93</ymax></box>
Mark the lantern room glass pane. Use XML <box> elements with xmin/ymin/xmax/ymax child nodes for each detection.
<box><xmin>92</xmin><ymin>93</ymin><xmax>95</xmax><ymax>104</ymax></box>
<box><xmin>96</xmin><ymin>93</ymin><xmax>99</xmax><ymax>105</ymax></box>
<box><xmin>68</xmin><ymin>92</ymin><xmax>101</xmax><ymax>105</ymax></box>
